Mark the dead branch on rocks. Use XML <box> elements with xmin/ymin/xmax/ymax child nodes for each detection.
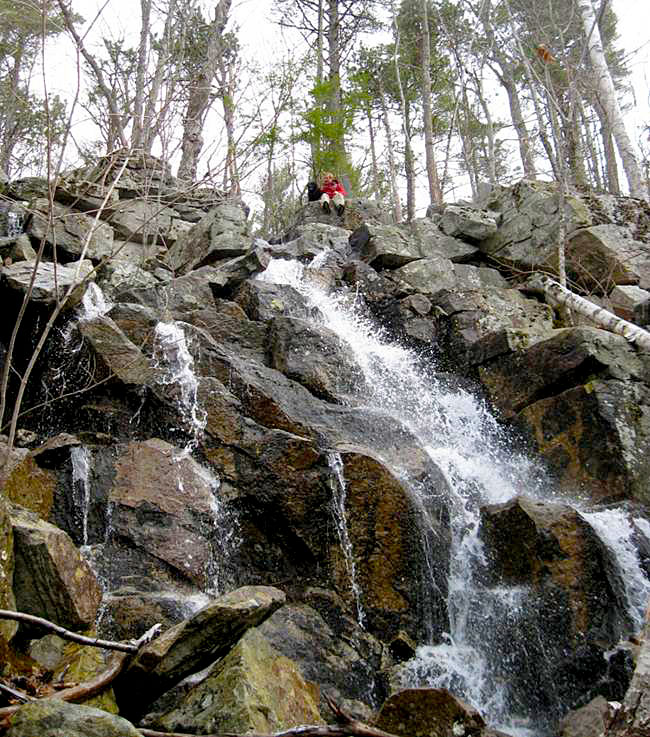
<box><xmin>0</xmin><ymin>619</ymin><xmax>161</xmax><ymax>724</ymax></box>
<box><xmin>0</xmin><ymin>610</ymin><xmax>161</xmax><ymax>653</ymax></box>
<box><xmin>138</xmin><ymin>696</ymin><xmax>400</xmax><ymax>737</ymax></box>
<box><xmin>0</xmin><ymin>650</ymin><xmax>128</xmax><ymax>721</ymax></box>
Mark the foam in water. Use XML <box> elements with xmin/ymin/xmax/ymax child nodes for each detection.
<box><xmin>259</xmin><ymin>255</ymin><xmax>650</xmax><ymax>735</ymax></box>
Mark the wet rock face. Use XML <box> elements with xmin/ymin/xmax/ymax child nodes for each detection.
<box><xmin>376</xmin><ymin>688</ymin><xmax>486</xmax><ymax>737</ymax></box>
<box><xmin>478</xmin><ymin>496</ymin><xmax>627</xmax><ymax>714</ymax></box>
<box><xmin>338</xmin><ymin>450</ymin><xmax>449</xmax><ymax>643</ymax></box>
<box><xmin>4</xmin><ymin>168</ymin><xmax>650</xmax><ymax>736</ymax></box>
<box><xmin>102</xmin><ymin>438</ymin><xmax>222</xmax><ymax>591</ymax></box>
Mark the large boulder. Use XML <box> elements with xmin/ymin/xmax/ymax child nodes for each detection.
<box><xmin>2</xmin><ymin>259</ymin><xmax>93</xmax><ymax>304</ymax></box>
<box><xmin>165</xmin><ymin>202</ymin><xmax>251</xmax><ymax>274</ymax></box>
<box><xmin>390</xmin><ymin>258</ymin><xmax>507</xmax><ymax>297</ymax></box>
<box><xmin>115</xmin><ymin>585</ymin><xmax>286</xmax><ymax>717</ymax></box>
<box><xmin>79</xmin><ymin>314</ymin><xmax>157</xmax><ymax>385</ymax></box>
<box><xmin>478</xmin><ymin>326</ymin><xmax>648</xmax><ymax>419</ymax></box>
<box><xmin>27</xmin><ymin>199</ymin><xmax>115</xmax><ymax>261</ymax></box>
<box><xmin>375</xmin><ymin>688</ymin><xmax>486</xmax><ymax>737</ymax></box>
<box><xmin>11</xmin><ymin>505</ymin><xmax>102</xmax><ymax>630</ymax></box>
<box><xmin>518</xmin><ymin>379</ymin><xmax>650</xmax><ymax>503</ymax></box>
<box><xmin>102</xmin><ymin>438</ymin><xmax>225</xmax><ymax>590</ymax></box>
<box><xmin>258</xmin><ymin>602</ymin><xmax>382</xmax><ymax>718</ymax></box>
<box><xmin>104</xmin><ymin>198</ymin><xmax>177</xmax><ymax>245</ymax></box>
<box><xmin>434</xmin><ymin>288</ymin><xmax>554</xmax><ymax>368</ymax></box>
<box><xmin>335</xmin><ymin>450</ymin><xmax>449</xmax><ymax>643</ymax></box>
<box><xmin>479</xmin><ymin>180</ymin><xmax>592</xmax><ymax>272</ymax></box>
<box><xmin>439</xmin><ymin>204</ymin><xmax>498</xmax><ymax>242</ymax></box>
<box><xmin>269</xmin><ymin>316</ymin><xmax>362</xmax><ymax>402</ymax></box>
<box><xmin>566</xmin><ymin>224</ymin><xmax>649</xmax><ymax>293</ymax></box>
<box><xmin>152</xmin><ymin>627</ymin><xmax>323</xmax><ymax>734</ymax></box>
<box><xmin>478</xmin><ymin>496</ymin><xmax>627</xmax><ymax>711</ymax></box>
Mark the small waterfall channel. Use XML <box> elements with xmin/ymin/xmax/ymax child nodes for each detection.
<box><xmin>259</xmin><ymin>256</ymin><xmax>650</xmax><ymax>735</ymax></box>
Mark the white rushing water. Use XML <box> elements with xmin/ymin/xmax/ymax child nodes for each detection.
<box><xmin>327</xmin><ymin>450</ymin><xmax>366</xmax><ymax>627</ymax></box>
<box><xmin>71</xmin><ymin>445</ymin><xmax>92</xmax><ymax>549</ymax></box>
<box><xmin>259</xmin><ymin>255</ymin><xmax>650</xmax><ymax>735</ymax></box>
<box><xmin>80</xmin><ymin>282</ymin><xmax>113</xmax><ymax>321</ymax></box>
<box><xmin>153</xmin><ymin>321</ymin><xmax>207</xmax><ymax>455</ymax></box>
<box><xmin>582</xmin><ymin>508</ymin><xmax>650</xmax><ymax>633</ymax></box>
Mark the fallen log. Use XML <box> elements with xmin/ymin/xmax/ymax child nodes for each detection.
<box><xmin>525</xmin><ymin>273</ymin><xmax>650</xmax><ymax>350</ymax></box>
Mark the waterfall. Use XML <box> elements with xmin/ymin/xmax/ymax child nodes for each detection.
<box><xmin>153</xmin><ymin>321</ymin><xmax>207</xmax><ymax>454</ymax></box>
<box><xmin>258</xmin><ymin>256</ymin><xmax>650</xmax><ymax>735</ymax></box>
<box><xmin>71</xmin><ymin>445</ymin><xmax>92</xmax><ymax>549</ymax></box>
<box><xmin>80</xmin><ymin>282</ymin><xmax>113</xmax><ymax>320</ymax></box>
<box><xmin>582</xmin><ymin>508</ymin><xmax>650</xmax><ymax>633</ymax></box>
<box><xmin>327</xmin><ymin>451</ymin><xmax>365</xmax><ymax>627</ymax></box>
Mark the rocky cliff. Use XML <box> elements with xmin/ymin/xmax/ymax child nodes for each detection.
<box><xmin>1</xmin><ymin>154</ymin><xmax>650</xmax><ymax>736</ymax></box>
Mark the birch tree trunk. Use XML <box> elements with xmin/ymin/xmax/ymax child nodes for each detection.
<box><xmin>177</xmin><ymin>0</ymin><xmax>232</xmax><ymax>182</ymax></box>
<box><xmin>577</xmin><ymin>0</ymin><xmax>647</xmax><ymax>200</ymax></box>
<box><xmin>420</xmin><ymin>0</ymin><xmax>443</xmax><ymax>205</ymax></box>
<box><xmin>526</xmin><ymin>273</ymin><xmax>650</xmax><ymax>350</ymax></box>
<box><xmin>592</xmin><ymin>97</ymin><xmax>621</xmax><ymax>194</ymax></box>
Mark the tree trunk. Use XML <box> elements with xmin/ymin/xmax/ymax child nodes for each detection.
<box><xmin>495</xmin><ymin>66</ymin><xmax>536</xmax><ymax>178</ymax></box>
<box><xmin>131</xmin><ymin>0</ymin><xmax>152</xmax><ymax>149</ymax></box>
<box><xmin>378</xmin><ymin>78</ymin><xmax>402</xmax><ymax>223</ymax></box>
<box><xmin>592</xmin><ymin>96</ymin><xmax>621</xmax><ymax>194</ymax></box>
<box><xmin>526</xmin><ymin>273</ymin><xmax>650</xmax><ymax>350</ymax></box>
<box><xmin>142</xmin><ymin>0</ymin><xmax>177</xmax><ymax>154</ymax></box>
<box><xmin>391</xmin><ymin>1</ymin><xmax>414</xmax><ymax>220</ymax></box>
<box><xmin>56</xmin><ymin>0</ymin><xmax>128</xmax><ymax>150</ymax></box>
<box><xmin>404</xmin><ymin>107</ymin><xmax>416</xmax><ymax>222</ymax></box>
<box><xmin>366</xmin><ymin>107</ymin><xmax>381</xmax><ymax>200</ymax></box>
<box><xmin>326</xmin><ymin>0</ymin><xmax>346</xmax><ymax>169</ymax></box>
<box><xmin>577</xmin><ymin>0</ymin><xmax>647</xmax><ymax>200</ymax></box>
<box><xmin>177</xmin><ymin>0</ymin><xmax>232</xmax><ymax>182</ymax></box>
<box><xmin>420</xmin><ymin>0</ymin><xmax>442</xmax><ymax>205</ymax></box>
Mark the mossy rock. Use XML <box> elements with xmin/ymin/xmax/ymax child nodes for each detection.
<box><xmin>156</xmin><ymin>627</ymin><xmax>323</xmax><ymax>734</ymax></box>
<box><xmin>3</xmin><ymin>456</ymin><xmax>55</xmax><ymax>519</ymax></box>
<box><xmin>52</xmin><ymin>643</ymin><xmax>119</xmax><ymax>714</ymax></box>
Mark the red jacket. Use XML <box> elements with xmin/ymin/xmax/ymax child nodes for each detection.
<box><xmin>321</xmin><ymin>179</ymin><xmax>347</xmax><ymax>198</ymax></box>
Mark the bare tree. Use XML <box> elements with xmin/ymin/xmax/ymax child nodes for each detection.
<box><xmin>177</xmin><ymin>0</ymin><xmax>233</xmax><ymax>182</ymax></box>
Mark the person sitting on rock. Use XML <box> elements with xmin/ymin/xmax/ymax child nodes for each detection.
<box><xmin>319</xmin><ymin>171</ymin><xmax>347</xmax><ymax>217</ymax></box>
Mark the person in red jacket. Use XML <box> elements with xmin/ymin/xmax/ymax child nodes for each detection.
<box><xmin>319</xmin><ymin>171</ymin><xmax>347</xmax><ymax>216</ymax></box>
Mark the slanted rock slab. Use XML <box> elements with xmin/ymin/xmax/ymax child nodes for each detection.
<box><xmin>115</xmin><ymin>585</ymin><xmax>286</xmax><ymax>717</ymax></box>
<box><xmin>154</xmin><ymin>627</ymin><xmax>323</xmax><ymax>734</ymax></box>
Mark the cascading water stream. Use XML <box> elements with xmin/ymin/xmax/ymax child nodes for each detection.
<box><xmin>70</xmin><ymin>445</ymin><xmax>91</xmax><ymax>549</ymax></box>
<box><xmin>327</xmin><ymin>450</ymin><xmax>366</xmax><ymax>627</ymax></box>
<box><xmin>153</xmin><ymin>321</ymin><xmax>207</xmax><ymax>458</ymax></box>
<box><xmin>259</xmin><ymin>255</ymin><xmax>650</xmax><ymax>735</ymax></box>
